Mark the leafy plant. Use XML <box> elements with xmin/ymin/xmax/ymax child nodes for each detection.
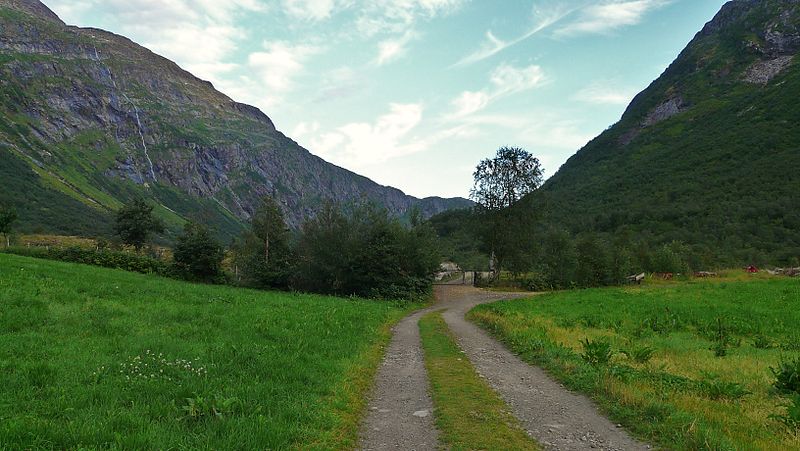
<box><xmin>770</xmin><ymin>395</ymin><xmax>800</xmax><ymax>431</ymax></box>
<box><xmin>697</xmin><ymin>379</ymin><xmax>750</xmax><ymax>400</ymax></box>
<box><xmin>753</xmin><ymin>334</ymin><xmax>772</xmax><ymax>349</ymax></box>
<box><xmin>181</xmin><ymin>393</ymin><xmax>240</xmax><ymax>421</ymax></box>
<box><xmin>771</xmin><ymin>356</ymin><xmax>800</xmax><ymax>394</ymax></box>
<box><xmin>711</xmin><ymin>318</ymin><xmax>730</xmax><ymax>357</ymax></box>
<box><xmin>622</xmin><ymin>345</ymin><xmax>656</xmax><ymax>364</ymax></box>
<box><xmin>581</xmin><ymin>338</ymin><xmax>613</xmax><ymax>366</ymax></box>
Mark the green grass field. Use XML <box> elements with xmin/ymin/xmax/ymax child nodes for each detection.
<box><xmin>418</xmin><ymin>312</ymin><xmax>539</xmax><ymax>450</ymax></box>
<box><xmin>470</xmin><ymin>275</ymin><xmax>800</xmax><ymax>450</ymax></box>
<box><xmin>0</xmin><ymin>253</ymin><xmax>411</xmax><ymax>449</ymax></box>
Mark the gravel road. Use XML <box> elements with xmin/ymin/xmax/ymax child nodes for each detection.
<box><xmin>359</xmin><ymin>285</ymin><xmax>650</xmax><ymax>451</ymax></box>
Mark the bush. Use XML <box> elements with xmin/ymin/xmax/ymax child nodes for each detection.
<box><xmin>1</xmin><ymin>246</ymin><xmax>171</xmax><ymax>276</ymax></box>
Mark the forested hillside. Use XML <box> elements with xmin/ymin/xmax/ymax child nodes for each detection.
<box><xmin>540</xmin><ymin>0</ymin><xmax>800</xmax><ymax>265</ymax></box>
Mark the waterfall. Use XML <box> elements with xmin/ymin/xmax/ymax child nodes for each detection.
<box><xmin>93</xmin><ymin>46</ymin><xmax>157</xmax><ymax>182</ymax></box>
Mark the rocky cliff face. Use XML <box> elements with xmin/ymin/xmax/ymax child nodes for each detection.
<box><xmin>0</xmin><ymin>0</ymin><xmax>471</xmax><ymax>238</ymax></box>
<box><xmin>540</xmin><ymin>0</ymin><xmax>800</xmax><ymax>263</ymax></box>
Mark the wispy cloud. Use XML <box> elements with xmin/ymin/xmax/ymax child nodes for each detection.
<box><xmin>573</xmin><ymin>82</ymin><xmax>636</xmax><ymax>105</ymax></box>
<box><xmin>375</xmin><ymin>30</ymin><xmax>418</xmax><ymax>65</ymax></box>
<box><xmin>453</xmin><ymin>5</ymin><xmax>577</xmax><ymax>67</ymax></box>
<box><xmin>356</xmin><ymin>0</ymin><xmax>465</xmax><ymax>36</ymax></box>
<box><xmin>555</xmin><ymin>0</ymin><xmax>669</xmax><ymax>37</ymax></box>
<box><xmin>281</xmin><ymin>0</ymin><xmax>338</xmax><ymax>21</ymax></box>
<box><xmin>448</xmin><ymin>63</ymin><xmax>547</xmax><ymax>118</ymax></box>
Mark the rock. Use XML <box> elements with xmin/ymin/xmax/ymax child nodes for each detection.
<box><xmin>412</xmin><ymin>410</ymin><xmax>429</xmax><ymax>418</ymax></box>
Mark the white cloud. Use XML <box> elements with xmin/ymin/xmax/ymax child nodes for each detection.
<box><xmin>376</xmin><ymin>30</ymin><xmax>418</xmax><ymax>65</ymax></box>
<box><xmin>306</xmin><ymin>103</ymin><xmax>426</xmax><ymax>167</ymax></box>
<box><xmin>556</xmin><ymin>0</ymin><xmax>669</xmax><ymax>37</ymax></box>
<box><xmin>573</xmin><ymin>82</ymin><xmax>636</xmax><ymax>105</ymax></box>
<box><xmin>281</xmin><ymin>0</ymin><xmax>338</xmax><ymax>21</ymax></box>
<box><xmin>48</xmin><ymin>0</ymin><xmax>265</xmax><ymax>88</ymax></box>
<box><xmin>248</xmin><ymin>41</ymin><xmax>321</xmax><ymax>94</ymax></box>
<box><xmin>448</xmin><ymin>63</ymin><xmax>547</xmax><ymax>118</ymax></box>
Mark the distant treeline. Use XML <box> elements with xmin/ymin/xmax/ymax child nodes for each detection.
<box><xmin>428</xmin><ymin>206</ymin><xmax>800</xmax><ymax>291</ymax></box>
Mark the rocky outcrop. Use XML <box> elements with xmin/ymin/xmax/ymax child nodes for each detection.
<box><xmin>743</xmin><ymin>55</ymin><xmax>794</xmax><ymax>84</ymax></box>
<box><xmin>642</xmin><ymin>96</ymin><xmax>688</xmax><ymax>127</ymax></box>
<box><xmin>0</xmin><ymin>0</ymin><xmax>471</xmax><ymax>235</ymax></box>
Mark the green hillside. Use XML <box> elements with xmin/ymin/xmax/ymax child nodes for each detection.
<box><xmin>0</xmin><ymin>253</ymin><xmax>409</xmax><ymax>448</ymax></box>
<box><xmin>541</xmin><ymin>0</ymin><xmax>800</xmax><ymax>265</ymax></box>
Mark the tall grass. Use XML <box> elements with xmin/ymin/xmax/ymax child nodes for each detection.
<box><xmin>470</xmin><ymin>276</ymin><xmax>800</xmax><ymax>450</ymax></box>
<box><xmin>0</xmin><ymin>253</ymin><xmax>410</xmax><ymax>448</ymax></box>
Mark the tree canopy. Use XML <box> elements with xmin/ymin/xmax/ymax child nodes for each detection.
<box><xmin>114</xmin><ymin>198</ymin><xmax>164</xmax><ymax>252</ymax></box>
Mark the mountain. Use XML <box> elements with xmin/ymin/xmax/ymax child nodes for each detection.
<box><xmin>540</xmin><ymin>0</ymin><xmax>800</xmax><ymax>265</ymax></box>
<box><xmin>0</xmin><ymin>0</ymin><xmax>471</xmax><ymax>240</ymax></box>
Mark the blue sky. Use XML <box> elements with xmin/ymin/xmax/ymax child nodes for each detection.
<box><xmin>46</xmin><ymin>0</ymin><xmax>727</xmax><ymax>199</ymax></box>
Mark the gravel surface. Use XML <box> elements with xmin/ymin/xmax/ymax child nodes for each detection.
<box><xmin>359</xmin><ymin>309</ymin><xmax>439</xmax><ymax>450</ymax></box>
<box><xmin>437</xmin><ymin>285</ymin><xmax>650</xmax><ymax>451</ymax></box>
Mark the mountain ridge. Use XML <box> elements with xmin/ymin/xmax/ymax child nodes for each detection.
<box><xmin>0</xmin><ymin>0</ymin><xmax>471</xmax><ymax>239</ymax></box>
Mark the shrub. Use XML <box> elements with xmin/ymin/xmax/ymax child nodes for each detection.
<box><xmin>1</xmin><ymin>246</ymin><xmax>170</xmax><ymax>276</ymax></box>
<box><xmin>581</xmin><ymin>338</ymin><xmax>613</xmax><ymax>366</ymax></box>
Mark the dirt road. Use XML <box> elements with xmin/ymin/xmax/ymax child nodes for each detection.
<box><xmin>359</xmin><ymin>285</ymin><xmax>649</xmax><ymax>451</ymax></box>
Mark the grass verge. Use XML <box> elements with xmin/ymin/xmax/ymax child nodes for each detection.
<box><xmin>469</xmin><ymin>276</ymin><xmax>800</xmax><ymax>450</ymax></box>
<box><xmin>419</xmin><ymin>311</ymin><xmax>540</xmax><ymax>450</ymax></box>
<box><xmin>0</xmin><ymin>253</ymin><xmax>413</xmax><ymax>449</ymax></box>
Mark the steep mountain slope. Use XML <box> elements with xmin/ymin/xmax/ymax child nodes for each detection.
<box><xmin>542</xmin><ymin>0</ymin><xmax>800</xmax><ymax>264</ymax></box>
<box><xmin>0</xmin><ymin>0</ymin><xmax>470</xmax><ymax>239</ymax></box>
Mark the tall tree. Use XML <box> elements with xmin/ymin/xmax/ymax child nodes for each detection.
<box><xmin>251</xmin><ymin>196</ymin><xmax>287</xmax><ymax>265</ymax></box>
<box><xmin>470</xmin><ymin>146</ymin><xmax>544</xmax><ymax>275</ymax></box>
<box><xmin>0</xmin><ymin>205</ymin><xmax>17</xmax><ymax>247</ymax></box>
<box><xmin>234</xmin><ymin>196</ymin><xmax>292</xmax><ymax>289</ymax></box>
<box><xmin>173</xmin><ymin>222</ymin><xmax>224</xmax><ymax>282</ymax></box>
<box><xmin>114</xmin><ymin>198</ymin><xmax>164</xmax><ymax>252</ymax></box>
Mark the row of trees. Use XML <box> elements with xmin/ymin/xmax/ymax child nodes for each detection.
<box><xmin>232</xmin><ymin>198</ymin><xmax>440</xmax><ymax>299</ymax></box>
<box><xmin>434</xmin><ymin>145</ymin><xmax>709</xmax><ymax>290</ymax></box>
<box><xmin>111</xmin><ymin>196</ymin><xmax>440</xmax><ymax>300</ymax></box>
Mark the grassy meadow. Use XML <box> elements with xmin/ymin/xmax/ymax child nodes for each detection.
<box><xmin>470</xmin><ymin>274</ymin><xmax>800</xmax><ymax>450</ymax></box>
<box><xmin>0</xmin><ymin>253</ymin><xmax>412</xmax><ymax>449</ymax></box>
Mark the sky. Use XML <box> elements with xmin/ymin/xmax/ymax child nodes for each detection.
<box><xmin>45</xmin><ymin>0</ymin><xmax>728</xmax><ymax>199</ymax></box>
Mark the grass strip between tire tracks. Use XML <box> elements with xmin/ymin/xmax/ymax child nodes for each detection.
<box><xmin>419</xmin><ymin>311</ymin><xmax>540</xmax><ymax>450</ymax></box>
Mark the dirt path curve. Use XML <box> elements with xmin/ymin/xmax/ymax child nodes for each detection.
<box><xmin>359</xmin><ymin>308</ymin><xmax>439</xmax><ymax>450</ymax></box>
<box><xmin>436</xmin><ymin>285</ymin><xmax>650</xmax><ymax>451</ymax></box>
